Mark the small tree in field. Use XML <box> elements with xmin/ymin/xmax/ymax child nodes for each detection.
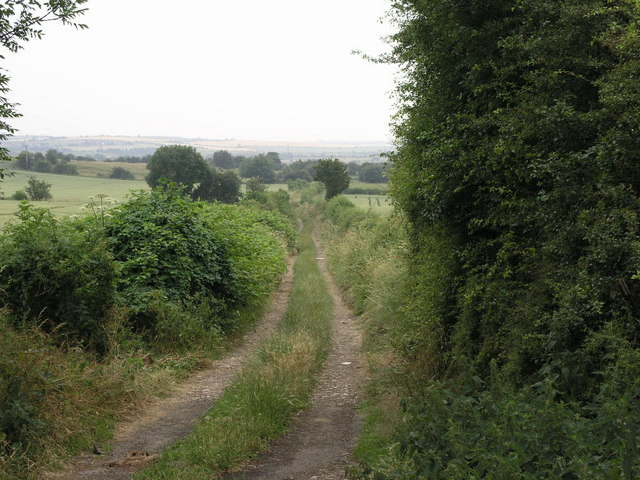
<box><xmin>314</xmin><ymin>158</ymin><xmax>350</xmax><ymax>200</ymax></box>
<box><xmin>25</xmin><ymin>177</ymin><xmax>52</xmax><ymax>201</ymax></box>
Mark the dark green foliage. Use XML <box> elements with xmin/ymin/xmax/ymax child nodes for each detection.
<box><xmin>110</xmin><ymin>166</ymin><xmax>135</xmax><ymax>180</ymax></box>
<box><xmin>193</xmin><ymin>168</ymin><xmax>242</xmax><ymax>203</ymax></box>
<box><xmin>314</xmin><ymin>158</ymin><xmax>350</xmax><ymax>200</ymax></box>
<box><xmin>239</xmin><ymin>154</ymin><xmax>277</xmax><ymax>183</ymax></box>
<box><xmin>53</xmin><ymin>162</ymin><xmax>78</xmax><ymax>175</ymax></box>
<box><xmin>346</xmin><ymin>161</ymin><xmax>360</xmax><ymax>176</ymax></box>
<box><xmin>25</xmin><ymin>176</ymin><xmax>52</xmax><ymax>200</ymax></box>
<box><xmin>106</xmin><ymin>184</ymin><xmax>237</xmax><ymax>331</ymax></box>
<box><xmin>145</xmin><ymin>145</ymin><xmax>210</xmax><ymax>196</ymax></box>
<box><xmin>344</xmin><ymin>187</ymin><xmax>388</xmax><ymax>195</ymax></box>
<box><xmin>242</xmin><ymin>189</ymin><xmax>296</xmax><ymax>226</ymax></box>
<box><xmin>359</xmin><ymin>376</ymin><xmax>640</xmax><ymax>479</ymax></box>
<box><xmin>211</xmin><ymin>150</ymin><xmax>235</xmax><ymax>169</ymax></box>
<box><xmin>0</xmin><ymin>204</ymin><xmax>115</xmax><ymax>349</ymax></box>
<box><xmin>348</xmin><ymin>0</ymin><xmax>640</xmax><ymax>477</ymax></box>
<box><xmin>9</xmin><ymin>189</ymin><xmax>27</xmax><ymax>200</ymax></box>
<box><xmin>388</xmin><ymin>0</ymin><xmax>640</xmax><ymax>392</ymax></box>
<box><xmin>15</xmin><ymin>150</ymin><xmax>83</xmax><ymax>173</ymax></box>
<box><xmin>357</xmin><ymin>163</ymin><xmax>387</xmax><ymax>183</ymax></box>
<box><xmin>200</xmin><ymin>203</ymin><xmax>291</xmax><ymax>304</ymax></box>
<box><xmin>287</xmin><ymin>178</ymin><xmax>310</xmax><ymax>191</ymax></box>
<box><xmin>281</xmin><ymin>160</ymin><xmax>317</xmax><ymax>182</ymax></box>
<box><xmin>33</xmin><ymin>158</ymin><xmax>52</xmax><ymax>173</ymax></box>
<box><xmin>245</xmin><ymin>177</ymin><xmax>268</xmax><ymax>193</ymax></box>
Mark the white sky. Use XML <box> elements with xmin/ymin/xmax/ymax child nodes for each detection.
<box><xmin>3</xmin><ymin>0</ymin><xmax>396</xmax><ymax>142</ymax></box>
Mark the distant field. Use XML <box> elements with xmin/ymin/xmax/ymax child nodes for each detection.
<box><xmin>0</xmin><ymin>170</ymin><xmax>148</xmax><ymax>225</ymax></box>
<box><xmin>344</xmin><ymin>194</ymin><xmax>393</xmax><ymax>216</ymax></box>
<box><xmin>72</xmin><ymin>160</ymin><xmax>148</xmax><ymax>180</ymax></box>
<box><xmin>349</xmin><ymin>180</ymin><xmax>389</xmax><ymax>191</ymax></box>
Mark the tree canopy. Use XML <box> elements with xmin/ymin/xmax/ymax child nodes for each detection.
<box><xmin>146</xmin><ymin>145</ymin><xmax>210</xmax><ymax>195</ymax></box>
<box><xmin>193</xmin><ymin>168</ymin><xmax>242</xmax><ymax>204</ymax></box>
<box><xmin>314</xmin><ymin>158</ymin><xmax>350</xmax><ymax>200</ymax></box>
<box><xmin>239</xmin><ymin>154</ymin><xmax>277</xmax><ymax>183</ymax></box>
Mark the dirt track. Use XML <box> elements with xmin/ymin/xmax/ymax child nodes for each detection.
<box><xmin>223</xmin><ymin>235</ymin><xmax>365</xmax><ymax>480</ymax></box>
<box><xmin>48</xmin><ymin>232</ymin><xmax>365</xmax><ymax>480</ymax></box>
<box><xmin>47</xmin><ymin>258</ymin><xmax>295</xmax><ymax>480</ymax></box>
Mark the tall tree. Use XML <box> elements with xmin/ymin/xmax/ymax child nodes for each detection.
<box><xmin>193</xmin><ymin>168</ymin><xmax>242</xmax><ymax>203</ymax></box>
<box><xmin>239</xmin><ymin>154</ymin><xmax>277</xmax><ymax>183</ymax></box>
<box><xmin>146</xmin><ymin>145</ymin><xmax>210</xmax><ymax>196</ymax></box>
<box><xmin>0</xmin><ymin>1</ymin><xmax>88</xmax><ymax>174</ymax></box>
<box><xmin>211</xmin><ymin>150</ymin><xmax>234</xmax><ymax>169</ymax></box>
<box><xmin>314</xmin><ymin>158</ymin><xmax>350</xmax><ymax>199</ymax></box>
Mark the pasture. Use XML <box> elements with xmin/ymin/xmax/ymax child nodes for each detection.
<box><xmin>344</xmin><ymin>194</ymin><xmax>392</xmax><ymax>216</ymax></box>
<box><xmin>72</xmin><ymin>160</ymin><xmax>148</xmax><ymax>180</ymax></box>
<box><xmin>0</xmin><ymin>170</ymin><xmax>148</xmax><ymax>225</ymax></box>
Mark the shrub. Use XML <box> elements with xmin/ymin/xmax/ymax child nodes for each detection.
<box><xmin>287</xmin><ymin>178</ymin><xmax>309</xmax><ymax>191</ymax></box>
<box><xmin>358</xmin><ymin>376</ymin><xmax>640</xmax><ymax>480</ymax></box>
<box><xmin>9</xmin><ymin>190</ymin><xmax>28</xmax><ymax>201</ymax></box>
<box><xmin>25</xmin><ymin>176</ymin><xmax>52</xmax><ymax>201</ymax></box>
<box><xmin>344</xmin><ymin>187</ymin><xmax>388</xmax><ymax>195</ymax></box>
<box><xmin>106</xmin><ymin>183</ymin><xmax>238</xmax><ymax>332</ymax></box>
<box><xmin>0</xmin><ymin>204</ymin><xmax>116</xmax><ymax>349</ymax></box>
<box><xmin>53</xmin><ymin>163</ymin><xmax>78</xmax><ymax>175</ymax></box>
<box><xmin>201</xmin><ymin>202</ymin><xmax>290</xmax><ymax>305</ymax></box>
<box><xmin>33</xmin><ymin>159</ymin><xmax>52</xmax><ymax>173</ymax></box>
<box><xmin>109</xmin><ymin>166</ymin><xmax>135</xmax><ymax>180</ymax></box>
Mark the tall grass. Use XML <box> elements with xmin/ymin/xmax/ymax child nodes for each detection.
<box><xmin>134</xmin><ymin>212</ymin><xmax>334</xmax><ymax>480</ymax></box>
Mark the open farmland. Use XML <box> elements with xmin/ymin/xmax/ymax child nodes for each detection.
<box><xmin>344</xmin><ymin>194</ymin><xmax>392</xmax><ymax>216</ymax></box>
<box><xmin>71</xmin><ymin>160</ymin><xmax>148</xmax><ymax>180</ymax></box>
<box><xmin>0</xmin><ymin>170</ymin><xmax>148</xmax><ymax>225</ymax></box>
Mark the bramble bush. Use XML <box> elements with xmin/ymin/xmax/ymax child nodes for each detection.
<box><xmin>0</xmin><ymin>204</ymin><xmax>116</xmax><ymax>350</ymax></box>
<box><xmin>106</xmin><ymin>184</ymin><xmax>238</xmax><ymax>333</ymax></box>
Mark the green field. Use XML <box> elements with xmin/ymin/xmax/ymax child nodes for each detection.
<box><xmin>0</xmin><ymin>170</ymin><xmax>148</xmax><ymax>225</ymax></box>
<box><xmin>344</xmin><ymin>194</ymin><xmax>392</xmax><ymax>216</ymax></box>
<box><xmin>72</xmin><ymin>160</ymin><xmax>148</xmax><ymax>180</ymax></box>
<box><xmin>348</xmin><ymin>179</ymin><xmax>388</xmax><ymax>191</ymax></box>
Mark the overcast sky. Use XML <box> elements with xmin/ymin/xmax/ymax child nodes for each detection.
<box><xmin>3</xmin><ymin>0</ymin><xmax>396</xmax><ymax>142</ymax></box>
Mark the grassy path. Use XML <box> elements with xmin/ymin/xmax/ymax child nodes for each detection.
<box><xmin>131</xmin><ymin>215</ymin><xmax>336</xmax><ymax>479</ymax></box>
<box><xmin>223</xmin><ymin>232</ymin><xmax>366</xmax><ymax>480</ymax></box>
<box><xmin>48</xmin><ymin>257</ymin><xmax>297</xmax><ymax>480</ymax></box>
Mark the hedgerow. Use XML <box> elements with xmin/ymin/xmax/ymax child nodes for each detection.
<box><xmin>0</xmin><ymin>203</ymin><xmax>116</xmax><ymax>350</ymax></box>
<box><xmin>0</xmin><ymin>183</ymin><xmax>295</xmax><ymax>477</ymax></box>
<box><xmin>320</xmin><ymin>196</ymin><xmax>640</xmax><ymax>479</ymax></box>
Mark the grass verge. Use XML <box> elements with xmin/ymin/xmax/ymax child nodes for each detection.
<box><xmin>133</xmin><ymin>213</ymin><xmax>334</xmax><ymax>480</ymax></box>
<box><xmin>0</xmin><ymin>302</ymin><xmax>270</xmax><ymax>480</ymax></box>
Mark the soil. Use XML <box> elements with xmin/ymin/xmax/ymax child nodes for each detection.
<box><xmin>46</xmin><ymin>257</ymin><xmax>296</xmax><ymax>480</ymax></box>
<box><xmin>223</xmin><ymin>235</ymin><xmax>366</xmax><ymax>480</ymax></box>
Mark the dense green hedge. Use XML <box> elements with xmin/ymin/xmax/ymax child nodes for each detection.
<box><xmin>320</xmin><ymin>197</ymin><xmax>640</xmax><ymax>479</ymax></box>
<box><xmin>0</xmin><ymin>184</ymin><xmax>295</xmax><ymax>464</ymax></box>
<box><xmin>0</xmin><ymin>204</ymin><xmax>116</xmax><ymax>350</ymax></box>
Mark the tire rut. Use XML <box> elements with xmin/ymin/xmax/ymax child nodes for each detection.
<box><xmin>224</xmin><ymin>234</ymin><xmax>365</xmax><ymax>480</ymax></box>
<box><xmin>46</xmin><ymin>256</ymin><xmax>296</xmax><ymax>480</ymax></box>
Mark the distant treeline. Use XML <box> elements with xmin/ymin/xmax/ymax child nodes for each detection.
<box><xmin>12</xmin><ymin>147</ymin><xmax>388</xmax><ymax>186</ymax></box>
<box><xmin>211</xmin><ymin>149</ymin><xmax>388</xmax><ymax>185</ymax></box>
<box><xmin>14</xmin><ymin>149</ymin><xmax>79</xmax><ymax>175</ymax></box>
